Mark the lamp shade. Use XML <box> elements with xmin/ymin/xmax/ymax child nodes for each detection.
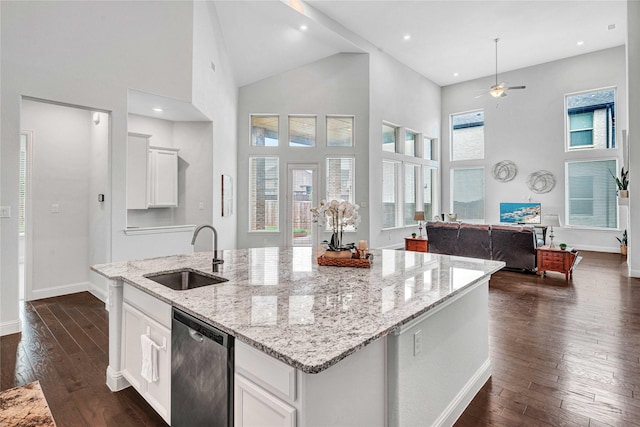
<box><xmin>541</xmin><ymin>213</ymin><xmax>561</xmax><ymax>227</ymax></box>
<box><xmin>413</xmin><ymin>211</ymin><xmax>426</xmax><ymax>221</ymax></box>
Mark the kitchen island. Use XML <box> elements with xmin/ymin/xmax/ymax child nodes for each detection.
<box><xmin>93</xmin><ymin>247</ymin><xmax>504</xmax><ymax>426</ymax></box>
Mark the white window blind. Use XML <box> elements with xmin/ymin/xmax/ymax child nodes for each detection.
<box><xmin>404</xmin><ymin>164</ymin><xmax>419</xmax><ymax>225</ymax></box>
<box><xmin>382</xmin><ymin>160</ymin><xmax>399</xmax><ymax>228</ymax></box>
<box><xmin>249</xmin><ymin>157</ymin><xmax>279</xmax><ymax>231</ymax></box>
<box><xmin>423</xmin><ymin>167</ymin><xmax>433</xmax><ymax>220</ymax></box>
<box><xmin>452</xmin><ymin>168</ymin><xmax>484</xmax><ymax>222</ymax></box>
<box><xmin>566</xmin><ymin>160</ymin><xmax>617</xmax><ymax>228</ymax></box>
<box><xmin>19</xmin><ymin>133</ymin><xmax>27</xmax><ymax>234</ymax></box>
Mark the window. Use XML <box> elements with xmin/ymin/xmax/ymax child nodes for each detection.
<box><xmin>423</xmin><ymin>167</ymin><xmax>433</xmax><ymax>220</ymax></box>
<box><xmin>250</xmin><ymin>157</ymin><xmax>279</xmax><ymax>231</ymax></box>
<box><xmin>566</xmin><ymin>88</ymin><xmax>615</xmax><ymax>150</ymax></box>
<box><xmin>289</xmin><ymin>116</ymin><xmax>316</xmax><ymax>147</ymax></box>
<box><xmin>326</xmin><ymin>157</ymin><xmax>355</xmax><ymax>230</ymax></box>
<box><xmin>451</xmin><ymin>110</ymin><xmax>484</xmax><ymax>161</ymax></box>
<box><xmin>452</xmin><ymin>168</ymin><xmax>484</xmax><ymax>222</ymax></box>
<box><xmin>566</xmin><ymin>160</ymin><xmax>617</xmax><ymax>228</ymax></box>
<box><xmin>327</xmin><ymin>116</ymin><xmax>354</xmax><ymax>147</ymax></box>
<box><xmin>326</xmin><ymin>157</ymin><xmax>354</xmax><ymax>203</ymax></box>
<box><xmin>404</xmin><ymin>164</ymin><xmax>419</xmax><ymax>225</ymax></box>
<box><xmin>423</xmin><ymin>137</ymin><xmax>434</xmax><ymax>160</ymax></box>
<box><xmin>405</xmin><ymin>131</ymin><xmax>417</xmax><ymax>157</ymax></box>
<box><xmin>382</xmin><ymin>124</ymin><xmax>397</xmax><ymax>153</ymax></box>
<box><xmin>382</xmin><ymin>160</ymin><xmax>400</xmax><ymax>228</ymax></box>
<box><xmin>251</xmin><ymin>115</ymin><xmax>279</xmax><ymax>146</ymax></box>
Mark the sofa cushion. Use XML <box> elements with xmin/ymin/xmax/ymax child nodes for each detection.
<box><xmin>491</xmin><ymin>225</ymin><xmax>537</xmax><ymax>271</ymax></box>
<box><xmin>425</xmin><ymin>221</ymin><xmax>460</xmax><ymax>254</ymax></box>
<box><xmin>457</xmin><ymin>224</ymin><xmax>491</xmax><ymax>260</ymax></box>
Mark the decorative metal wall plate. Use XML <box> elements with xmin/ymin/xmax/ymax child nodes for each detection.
<box><xmin>491</xmin><ymin>160</ymin><xmax>517</xmax><ymax>182</ymax></box>
<box><xmin>527</xmin><ymin>170</ymin><xmax>556</xmax><ymax>194</ymax></box>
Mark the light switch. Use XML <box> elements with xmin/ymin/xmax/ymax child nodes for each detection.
<box><xmin>0</xmin><ymin>206</ymin><xmax>11</xmax><ymax>218</ymax></box>
<box><xmin>198</xmin><ymin>201</ymin><xmax>204</xmax><ymax>210</ymax></box>
<box><xmin>51</xmin><ymin>203</ymin><xmax>60</xmax><ymax>213</ymax></box>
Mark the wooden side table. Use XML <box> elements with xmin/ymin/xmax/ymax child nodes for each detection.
<box><xmin>405</xmin><ymin>237</ymin><xmax>428</xmax><ymax>253</ymax></box>
<box><xmin>537</xmin><ymin>247</ymin><xmax>578</xmax><ymax>279</ymax></box>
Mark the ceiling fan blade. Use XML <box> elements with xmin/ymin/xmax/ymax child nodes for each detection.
<box><xmin>474</xmin><ymin>92</ymin><xmax>488</xmax><ymax>99</ymax></box>
<box><xmin>506</xmin><ymin>85</ymin><xmax>526</xmax><ymax>90</ymax></box>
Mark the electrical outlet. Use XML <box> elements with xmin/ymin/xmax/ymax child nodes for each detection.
<box><xmin>198</xmin><ymin>201</ymin><xmax>204</xmax><ymax>210</ymax></box>
<box><xmin>0</xmin><ymin>206</ymin><xmax>11</xmax><ymax>218</ymax></box>
<box><xmin>51</xmin><ymin>203</ymin><xmax>60</xmax><ymax>213</ymax></box>
<box><xmin>413</xmin><ymin>329</ymin><xmax>422</xmax><ymax>356</ymax></box>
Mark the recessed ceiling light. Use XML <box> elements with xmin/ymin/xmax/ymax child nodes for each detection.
<box><xmin>152</xmin><ymin>108</ymin><xmax>163</xmax><ymax>112</ymax></box>
<box><xmin>403</xmin><ymin>34</ymin><xmax>411</xmax><ymax>41</ymax></box>
<box><xmin>300</xmin><ymin>25</ymin><xmax>308</xmax><ymax>31</ymax></box>
<box><xmin>453</xmin><ymin>72</ymin><xmax>459</xmax><ymax>77</ymax></box>
<box><xmin>577</xmin><ymin>41</ymin><xmax>584</xmax><ymax>46</ymax></box>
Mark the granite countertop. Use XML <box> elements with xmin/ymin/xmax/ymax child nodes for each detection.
<box><xmin>92</xmin><ymin>248</ymin><xmax>504</xmax><ymax>374</ymax></box>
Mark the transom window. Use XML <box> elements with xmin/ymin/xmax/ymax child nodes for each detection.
<box><xmin>382</xmin><ymin>124</ymin><xmax>398</xmax><ymax>153</ymax></box>
<box><xmin>566</xmin><ymin>88</ymin><xmax>615</xmax><ymax>150</ymax></box>
<box><xmin>251</xmin><ymin>115</ymin><xmax>279</xmax><ymax>147</ymax></box>
<box><xmin>451</xmin><ymin>110</ymin><xmax>484</xmax><ymax>161</ymax></box>
<box><xmin>405</xmin><ymin>131</ymin><xmax>417</xmax><ymax>157</ymax></box>
<box><xmin>327</xmin><ymin>116</ymin><xmax>354</xmax><ymax>147</ymax></box>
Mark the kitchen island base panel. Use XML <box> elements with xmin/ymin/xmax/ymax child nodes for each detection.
<box><xmin>388</xmin><ymin>279</ymin><xmax>490</xmax><ymax>427</ymax></box>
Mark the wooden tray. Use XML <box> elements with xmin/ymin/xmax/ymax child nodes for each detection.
<box><xmin>317</xmin><ymin>255</ymin><xmax>372</xmax><ymax>268</ymax></box>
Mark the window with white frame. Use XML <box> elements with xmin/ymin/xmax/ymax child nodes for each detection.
<box><xmin>249</xmin><ymin>157</ymin><xmax>279</xmax><ymax>231</ymax></box>
<box><xmin>423</xmin><ymin>137</ymin><xmax>434</xmax><ymax>160</ymax></box>
<box><xmin>382</xmin><ymin>123</ymin><xmax>397</xmax><ymax>153</ymax></box>
<box><xmin>326</xmin><ymin>157</ymin><xmax>355</xmax><ymax>230</ymax></box>
<box><xmin>423</xmin><ymin>167</ymin><xmax>434</xmax><ymax>220</ymax></box>
<box><xmin>404</xmin><ymin>164</ymin><xmax>419</xmax><ymax>225</ymax></box>
<box><xmin>566</xmin><ymin>160</ymin><xmax>617</xmax><ymax>228</ymax></box>
<box><xmin>382</xmin><ymin>160</ymin><xmax>400</xmax><ymax>228</ymax></box>
<box><xmin>451</xmin><ymin>110</ymin><xmax>484</xmax><ymax>161</ymax></box>
<box><xmin>451</xmin><ymin>168</ymin><xmax>484</xmax><ymax>222</ymax></box>
<box><xmin>405</xmin><ymin>131</ymin><xmax>417</xmax><ymax>157</ymax></box>
<box><xmin>327</xmin><ymin>116</ymin><xmax>354</xmax><ymax>147</ymax></box>
<box><xmin>566</xmin><ymin>88</ymin><xmax>615</xmax><ymax>150</ymax></box>
<box><xmin>289</xmin><ymin>116</ymin><xmax>316</xmax><ymax>147</ymax></box>
<box><xmin>251</xmin><ymin>115</ymin><xmax>279</xmax><ymax>146</ymax></box>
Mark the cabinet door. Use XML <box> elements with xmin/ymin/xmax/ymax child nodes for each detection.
<box><xmin>126</xmin><ymin>134</ymin><xmax>149</xmax><ymax>209</ymax></box>
<box><xmin>235</xmin><ymin>374</ymin><xmax>296</xmax><ymax>427</ymax></box>
<box><xmin>121</xmin><ymin>302</ymin><xmax>145</xmax><ymax>392</ymax></box>
<box><xmin>149</xmin><ymin>148</ymin><xmax>178</xmax><ymax>207</ymax></box>
<box><xmin>142</xmin><ymin>316</ymin><xmax>172</xmax><ymax>424</ymax></box>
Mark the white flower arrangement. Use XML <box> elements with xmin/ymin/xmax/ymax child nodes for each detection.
<box><xmin>311</xmin><ymin>200</ymin><xmax>361</xmax><ymax>251</ymax></box>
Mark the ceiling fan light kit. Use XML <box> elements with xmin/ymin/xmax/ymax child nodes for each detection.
<box><xmin>482</xmin><ymin>38</ymin><xmax>526</xmax><ymax>98</ymax></box>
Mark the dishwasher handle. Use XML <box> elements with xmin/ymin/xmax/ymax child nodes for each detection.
<box><xmin>189</xmin><ymin>328</ymin><xmax>204</xmax><ymax>343</ymax></box>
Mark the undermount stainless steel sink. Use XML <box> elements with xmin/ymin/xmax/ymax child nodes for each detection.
<box><xmin>144</xmin><ymin>269</ymin><xmax>228</xmax><ymax>290</ymax></box>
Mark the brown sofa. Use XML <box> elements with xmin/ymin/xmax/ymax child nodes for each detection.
<box><xmin>425</xmin><ymin>221</ymin><xmax>537</xmax><ymax>272</ymax></box>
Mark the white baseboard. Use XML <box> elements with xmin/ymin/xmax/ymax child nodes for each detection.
<box><xmin>434</xmin><ymin>359</ymin><xmax>491</xmax><ymax>427</ymax></box>
<box><xmin>29</xmin><ymin>281</ymin><xmax>90</xmax><ymax>301</ymax></box>
<box><xmin>88</xmin><ymin>281</ymin><xmax>108</xmax><ymax>303</ymax></box>
<box><xmin>106</xmin><ymin>366</ymin><xmax>131</xmax><ymax>392</ymax></box>
<box><xmin>0</xmin><ymin>319</ymin><xmax>21</xmax><ymax>336</ymax></box>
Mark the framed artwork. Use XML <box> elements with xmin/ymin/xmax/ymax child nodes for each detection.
<box><xmin>222</xmin><ymin>174</ymin><xmax>233</xmax><ymax>217</ymax></box>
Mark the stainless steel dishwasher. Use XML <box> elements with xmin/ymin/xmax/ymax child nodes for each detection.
<box><xmin>171</xmin><ymin>308</ymin><xmax>234</xmax><ymax>427</ymax></box>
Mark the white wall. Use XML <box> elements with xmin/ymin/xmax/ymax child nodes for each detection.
<box><xmin>368</xmin><ymin>51</ymin><xmax>442</xmax><ymax>250</ymax></box>
<box><xmin>627</xmin><ymin>0</ymin><xmax>640</xmax><ymax>276</ymax></box>
<box><xmin>237</xmin><ymin>53</ymin><xmax>370</xmax><ymax>249</ymax></box>
<box><xmin>441</xmin><ymin>47</ymin><xmax>627</xmax><ymax>252</ymax></box>
<box><xmin>21</xmin><ymin>100</ymin><xmax>92</xmax><ymax>299</ymax></box>
<box><xmin>1</xmin><ymin>1</ymin><xmax>238</xmax><ymax>335</ymax></box>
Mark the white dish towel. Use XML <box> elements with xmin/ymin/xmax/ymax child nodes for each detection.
<box><xmin>140</xmin><ymin>334</ymin><xmax>159</xmax><ymax>383</ymax></box>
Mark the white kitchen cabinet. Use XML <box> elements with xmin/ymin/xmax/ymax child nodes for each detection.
<box><xmin>121</xmin><ymin>286</ymin><xmax>172</xmax><ymax>424</ymax></box>
<box><xmin>126</xmin><ymin>132</ymin><xmax>179</xmax><ymax>209</ymax></box>
<box><xmin>147</xmin><ymin>146</ymin><xmax>179</xmax><ymax>208</ymax></box>
<box><xmin>235</xmin><ymin>374</ymin><xmax>296</xmax><ymax>427</ymax></box>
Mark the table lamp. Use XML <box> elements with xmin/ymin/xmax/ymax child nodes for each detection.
<box><xmin>414</xmin><ymin>211</ymin><xmax>426</xmax><ymax>238</ymax></box>
<box><xmin>541</xmin><ymin>214</ymin><xmax>561</xmax><ymax>249</ymax></box>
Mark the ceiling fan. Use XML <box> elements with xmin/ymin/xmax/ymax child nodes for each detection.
<box><xmin>478</xmin><ymin>38</ymin><xmax>526</xmax><ymax>98</ymax></box>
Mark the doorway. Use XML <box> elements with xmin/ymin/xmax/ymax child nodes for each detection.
<box><xmin>20</xmin><ymin>98</ymin><xmax>110</xmax><ymax>301</ymax></box>
<box><xmin>287</xmin><ymin>164</ymin><xmax>318</xmax><ymax>247</ymax></box>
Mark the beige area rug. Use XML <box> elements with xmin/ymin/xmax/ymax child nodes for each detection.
<box><xmin>0</xmin><ymin>381</ymin><xmax>56</xmax><ymax>427</ymax></box>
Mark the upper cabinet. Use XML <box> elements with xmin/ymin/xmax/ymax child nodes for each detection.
<box><xmin>127</xmin><ymin>132</ymin><xmax>179</xmax><ymax>209</ymax></box>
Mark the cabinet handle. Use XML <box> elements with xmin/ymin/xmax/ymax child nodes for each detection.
<box><xmin>189</xmin><ymin>328</ymin><xmax>204</xmax><ymax>343</ymax></box>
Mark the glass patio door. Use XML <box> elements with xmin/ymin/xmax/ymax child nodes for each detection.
<box><xmin>287</xmin><ymin>164</ymin><xmax>318</xmax><ymax>247</ymax></box>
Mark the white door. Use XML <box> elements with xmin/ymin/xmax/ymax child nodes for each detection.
<box><xmin>287</xmin><ymin>164</ymin><xmax>318</xmax><ymax>247</ymax></box>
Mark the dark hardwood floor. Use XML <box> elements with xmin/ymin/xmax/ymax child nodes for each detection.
<box><xmin>1</xmin><ymin>251</ymin><xmax>638</xmax><ymax>426</ymax></box>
